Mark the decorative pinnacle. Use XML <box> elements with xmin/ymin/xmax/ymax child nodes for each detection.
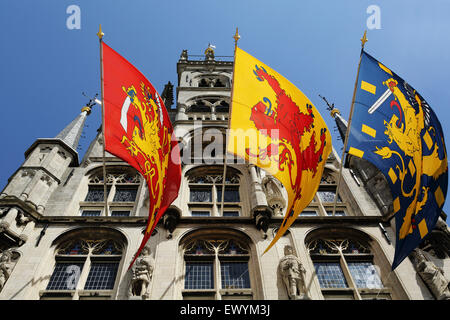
<box><xmin>97</xmin><ymin>24</ymin><xmax>104</xmax><ymax>40</ymax></box>
<box><xmin>233</xmin><ymin>28</ymin><xmax>240</xmax><ymax>46</ymax></box>
<box><xmin>360</xmin><ymin>30</ymin><xmax>368</xmax><ymax>48</ymax></box>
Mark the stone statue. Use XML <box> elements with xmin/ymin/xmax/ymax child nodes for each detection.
<box><xmin>128</xmin><ymin>246</ymin><xmax>154</xmax><ymax>299</ymax></box>
<box><xmin>16</xmin><ymin>210</ymin><xmax>31</xmax><ymax>226</ymax></box>
<box><xmin>0</xmin><ymin>250</ymin><xmax>13</xmax><ymax>292</ymax></box>
<box><xmin>262</xmin><ymin>176</ymin><xmax>286</xmax><ymax>216</ymax></box>
<box><xmin>411</xmin><ymin>248</ymin><xmax>450</xmax><ymax>300</ymax></box>
<box><xmin>179</xmin><ymin>49</ymin><xmax>188</xmax><ymax>61</ymax></box>
<box><xmin>278</xmin><ymin>245</ymin><xmax>308</xmax><ymax>299</ymax></box>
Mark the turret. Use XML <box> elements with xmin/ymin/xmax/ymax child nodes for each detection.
<box><xmin>0</xmin><ymin>101</ymin><xmax>93</xmax><ymax>243</ymax></box>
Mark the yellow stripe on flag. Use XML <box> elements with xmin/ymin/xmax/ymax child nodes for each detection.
<box><xmin>408</xmin><ymin>159</ymin><xmax>416</xmax><ymax>177</ymax></box>
<box><xmin>418</xmin><ymin>219</ymin><xmax>428</xmax><ymax>239</ymax></box>
<box><xmin>348</xmin><ymin>147</ymin><xmax>364</xmax><ymax>158</ymax></box>
<box><xmin>435</xmin><ymin>186</ymin><xmax>445</xmax><ymax>207</ymax></box>
<box><xmin>388</xmin><ymin>167</ymin><xmax>398</xmax><ymax>184</ymax></box>
<box><xmin>361</xmin><ymin>81</ymin><xmax>376</xmax><ymax>94</ymax></box>
<box><xmin>423</xmin><ymin>130</ymin><xmax>433</xmax><ymax>151</ymax></box>
<box><xmin>378</xmin><ymin>62</ymin><xmax>393</xmax><ymax>75</ymax></box>
<box><xmin>393</xmin><ymin>197</ymin><xmax>400</xmax><ymax>213</ymax></box>
<box><xmin>361</xmin><ymin>124</ymin><xmax>376</xmax><ymax>138</ymax></box>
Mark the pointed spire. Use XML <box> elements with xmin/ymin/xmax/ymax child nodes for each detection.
<box><xmin>25</xmin><ymin>97</ymin><xmax>95</xmax><ymax>166</ymax></box>
<box><xmin>330</xmin><ymin>108</ymin><xmax>348</xmax><ymax>143</ymax></box>
<box><xmin>55</xmin><ymin>107</ymin><xmax>90</xmax><ymax>151</ymax></box>
<box><xmin>319</xmin><ymin>94</ymin><xmax>348</xmax><ymax>142</ymax></box>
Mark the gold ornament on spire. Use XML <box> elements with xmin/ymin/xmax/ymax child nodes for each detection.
<box><xmin>233</xmin><ymin>28</ymin><xmax>240</xmax><ymax>47</ymax></box>
<box><xmin>360</xmin><ymin>30</ymin><xmax>368</xmax><ymax>48</ymax></box>
<box><xmin>97</xmin><ymin>24</ymin><xmax>104</xmax><ymax>40</ymax></box>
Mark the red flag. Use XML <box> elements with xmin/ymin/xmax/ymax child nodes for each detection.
<box><xmin>101</xmin><ymin>42</ymin><xmax>181</xmax><ymax>267</ymax></box>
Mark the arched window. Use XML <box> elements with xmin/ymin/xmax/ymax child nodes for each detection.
<box><xmin>80</xmin><ymin>168</ymin><xmax>142</xmax><ymax>217</ymax></box>
<box><xmin>181</xmin><ymin>231</ymin><xmax>253</xmax><ymax>300</ymax></box>
<box><xmin>41</xmin><ymin>229</ymin><xmax>126</xmax><ymax>300</ymax></box>
<box><xmin>306</xmin><ymin>229</ymin><xmax>390</xmax><ymax>300</ymax></box>
<box><xmin>186</xmin><ymin>166</ymin><xmax>241</xmax><ymax>217</ymax></box>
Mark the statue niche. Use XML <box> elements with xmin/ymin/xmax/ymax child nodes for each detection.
<box><xmin>262</xmin><ymin>176</ymin><xmax>286</xmax><ymax>216</ymax></box>
<box><xmin>410</xmin><ymin>248</ymin><xmax>450</xmax><ymax>300</ymax></box>
<box><xmin>278</xmin><ymin>245</ymin><xmax>309</xmax><ymax>300</ymax></box>
<box><xmin>0</xmin><ymin>249</ymin><xmax>19</xmax><ymax>293</ymax></box>
<box><xmin>128</xmin><ymin>246</ymin><xmax>154</xmax><ymax>300</ymax></box>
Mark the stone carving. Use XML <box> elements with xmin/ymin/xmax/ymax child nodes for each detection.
<box><xmin>278</xmin><ymin>245</ymin><xmax>309</xmax><ymax>300</ymax></box>
<box><xmin>16</xmin><ymin>210</ymin><xmax>31</xmax><ymax>226</ymax></box>
<box><xmin>180</xmin><ymin>49</ymin><xmax>188</xmax><ymax>61</ymax></box>
<box><xmin>411</xmin><ymin>248</ymin><xmax>450</xmax><ymax>300</ymax></box>
<box><xmin>262</xmin><ymin>176</ymin><xmax>286</xmax><ymax>216</ymax></box>
<box><xmin>0</xmin><ymin>250</ymin><xmax>14</xmax><ymax>292</ymax></box>
<box><xmin>128</xmin><ymin>246</ymin><xmax>154</xmax><ymax>299</ymax></box>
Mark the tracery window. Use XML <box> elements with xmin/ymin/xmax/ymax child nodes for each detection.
<box><xmin>80</xmin><ymin>170</ymin><xmax>141</xmax><ymax>217</ymax></box>
<box><xmin>182</xmin><ymin>238</ymin><xmax>252</xmax><ymax>300</ymax></box>
<box><xmin>307</xmin><ymin>236</ymin><xmax>390</xmax><ymax>300</ymax></box>
<box><xmin>187</xmin><ymin>166</ymin><xmax>241</xmax><ymax>217</ymax></box>
<box><xmin>42</xmin><ymin>238</ymin><xmax>124</xmax><ymax>300</ymax></box>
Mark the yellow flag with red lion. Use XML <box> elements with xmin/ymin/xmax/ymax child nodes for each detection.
<box><xmin>227</xmin><ymin>47</ymin><xmax>331</xmax><ymax>253</ymax></box>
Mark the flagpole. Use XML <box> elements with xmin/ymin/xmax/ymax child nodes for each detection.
<box><xmin>97</xmin><ymin>25</ymin><xmax>108</xmax><ymax>217</ymax></box>
<box><xmin>331</xmin><ymin>30</ymin><xmax>367</xmax><ymax>216</ymax></box>
<box><xmin>220</xmin><ymin>28</ymin><xmax>240</xmax><ymax>216</ymax></box>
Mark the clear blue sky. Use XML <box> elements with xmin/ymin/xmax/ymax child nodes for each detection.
<box><xmin>1</xmin><ymin>0</ymin><xmax>449</xmax><ymax>220</ymax></box>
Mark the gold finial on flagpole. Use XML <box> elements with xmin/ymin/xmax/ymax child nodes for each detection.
<box><xmin>97</xmin><ymin>24</ymin><xmax>104</xmax><ymax>40</ymax></box>
<box><xmin>233</xmin><ymin>27</ymin><xmax>240</xmax><ymax>47</ymax></box>
<box><xmin>360</xmin><ymin>30</ymin><xmax>368</xmax><ymax>49</ymax></box>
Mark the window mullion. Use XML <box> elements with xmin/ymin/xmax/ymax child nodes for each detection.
<box><xmin>316</xmin><ymin>195</ymin><xmax>326</xmax><ymax>216</ymax></box>
<box><xmin>214</xmin><ymin>249</ymin><xmax>221</xmax><ymax>300</ymax></box>
<box><xmin>71</xmin><ymin>255</ymin><xmax>90</xmax><ymax>299</ymax></box>
<box><xmin>339</xmin><ymin>249</ymin><xmax>362</xmax><ymax>300</ymax></box>
<box><xmin>212</xmin><ymin>184</ymin><xmax>219</xmax><ymax>217</ymax></box>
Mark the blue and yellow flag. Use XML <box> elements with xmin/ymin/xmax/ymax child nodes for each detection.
<box><xmin>346</xmin><ymin>51</ymin><xmax>448</xmax><ymax>269</ymax></box>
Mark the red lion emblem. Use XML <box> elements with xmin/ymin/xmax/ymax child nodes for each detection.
<box><xmin>247</xmin><ymin>65</ymin><xmax>328</xmax><ymax>211</ymax></box>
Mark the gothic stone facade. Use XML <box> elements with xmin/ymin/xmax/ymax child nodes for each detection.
<box><xmin>0</xmin><ymin>49</ymin><xmax>449</xmax><ymax>300</ymax></box>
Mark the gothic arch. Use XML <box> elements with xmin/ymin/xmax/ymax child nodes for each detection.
<box><xmin>179</xmin><ymin>227</ymin><xmax>253</xmax><ymax>246</ymax></box>
<box><xmin>177</xmin><ymin>227</ymin><xmax>264</xmax><ymax>299</ymax></box>
<box><xmin>51</xmin><ymin>226</ymin><xmax>129</xmax><ymax>248</ymax></box>
<box><xmin>304</xmin><ymin>226</ymin><xmax>408</xmax><ymax>299</ymax></box>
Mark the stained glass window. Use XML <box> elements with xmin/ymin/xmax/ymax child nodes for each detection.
<box><xmin>191</xmin><ymin>211</ymin><xmax>211</xmax><ymax>217</ymax></box>
<box><xmin>314</xmin><ymin>262</ymin><xmax>348</xmax><ymax>288</ymax></box>
<box><xmin>113</xmin><ymin>186</ymin><xmax>138</xmax><ymax>202</ymax></box>
<box><xmin>85</xmin><ymin>186</ymin><xmax>110</xmax><ymax>202</ymax></box>
<box><xmin>184</xmin><ymin>262</ymin><xmax>214</xmax><ymax>289</ymax></box>
<box><xmin>318</xmin><ymin>190</ymin><xmax>342</xmax><ymax>203</ymax></box>
<box><xmin>221</xmin><ymin>262</ymin><xmax>250</xmax><ymax>289</ymax></box>
<box><xmin>81</xmin><ymin>210</ymin><xmax>101</xmax><ymax>217</ymax></box>
<box><xmin>46</xmin><ymin>262</ymin><xmax>85</xmax><ymax>290</ymax></box>
<box><xmin>190</xmin><ymin>188</ymin><xmax>212</xmax><ymax>202</ymax></box>
<box><xmin>347</xmin><ymin>262</ymin><xmax>383</xmax><ymax>289</ymax></box>
<box><xmin>110</xmin><ymin>211</ymin><xmax>130</xmax><ymax>217</ymax></box>
<box><xmin>217</xmin><ymin>186</ymin><xmax>240</xmax><ymax>202</ymax></box>
<box><xmin>84</xmin><ymin>262</ymin><xmax>119</xmax><ymax>290</ymax></box>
